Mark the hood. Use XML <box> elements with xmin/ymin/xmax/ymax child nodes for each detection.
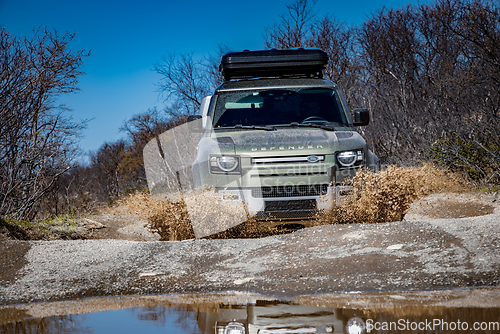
<box><xmin>213</xmin><ymin>128</ymin><xmax>340</xmax><ymax>156</ymax></box>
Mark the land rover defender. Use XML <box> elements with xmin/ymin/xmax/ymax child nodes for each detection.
<box><xmin>188</xmin><ymin>49</ymin><xmax>378</xmax><ymax>219</ymax></box>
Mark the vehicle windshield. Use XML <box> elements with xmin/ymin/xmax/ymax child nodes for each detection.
<box><xmin>212</xmin><ymin>88</ymin><xmax>349</xmax><ymax>129</ymax></box>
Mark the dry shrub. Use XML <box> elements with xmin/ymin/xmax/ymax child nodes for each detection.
<box><xmin>317</xmin><ymin>164</ymin><xmax>467</xmax><ymax>225</ymax></box>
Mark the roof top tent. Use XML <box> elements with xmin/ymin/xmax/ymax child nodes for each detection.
<box><xmin>220</xmin><ymin>48</ymin><xmax>329</xmax><ymax>81</ymax></box>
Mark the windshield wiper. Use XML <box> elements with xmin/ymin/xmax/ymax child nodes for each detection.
<box><xmin>275</xmin><ymin>122</ymin><xmax>337</xmax><ymax>131</ymax></box>
<box><xmin>215</xmin><ymin>124</ymin><xmax>276</xmax><ymax>131</ymax></box>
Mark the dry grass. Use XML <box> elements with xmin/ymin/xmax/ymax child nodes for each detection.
<box><xmin>119</xmin><ymin>164</ymin><xmax>467</xmax><ymax>240</ymax></box>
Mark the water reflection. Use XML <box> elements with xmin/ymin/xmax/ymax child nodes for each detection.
<box><xmin>1</xmin><ymin>294</ymin><xmax>500</xmax><ymax>334</ymax></box>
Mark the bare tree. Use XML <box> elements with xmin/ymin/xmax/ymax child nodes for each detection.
<box><xmin>307</xmin><ymin>16</ymin><xmax>360</xmax><ymax>104</ymax></box>
<box><xmin>354</xmin><ymin>0</ymin><xmax>499</xmax><ymax>177</ymax></box>
<box><xmin>88</xmin><ymin>141</ymin><xmax>126</xmax><ymax>203</ymax></box>
<box><xmin>264</xmin><ymin>0</ymin><xmax>318</xmax><ymax>48</ymax></box>
<box><xmin>357</xmin><ymin>5</ymin><xmax>429</xmax><ymax>161</ymax></box>
<box><xmin>120</xmin><ymin>107</ymin><xmax>175</xmax><ymax>148</ymax></box>
<box><xmin>118</xmin><ymin>107</ymin><xmax>190</xmax><ymax>190</ymax></box>
<box><xmin>206</xmin><ymin>44</ymin><xmax>230</xmax><ymax>87</ymax></box>
<box><xmin>154</xmin><ymin>53</ymin><xmax>215</xmax><ymax>117</ymax></box>
<box><xmin>0</xmin><ymin>27</ymin><xmax>89</xmax><ymax>220</ymax></box>
<box><xmin>425</xmin><ymin>0</ymin><xmax>500</xmax><ymax>182</ymax></box>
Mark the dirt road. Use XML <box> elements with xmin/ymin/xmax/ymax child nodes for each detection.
<box><xmin>0</xmin><ymin>193</ymin><xmax>499</xmax><ymax>306</ymax></box>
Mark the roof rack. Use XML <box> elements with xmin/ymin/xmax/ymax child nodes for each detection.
<box><xmin>220</xmin><ymin>48</ymin><xmax>328</xmax><ymax>81</ymax></box>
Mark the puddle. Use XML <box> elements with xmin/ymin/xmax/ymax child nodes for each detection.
<box><xmin>422</xmin><ymin>200</ymin><xmax>495</xmax><ymax>219</ymax></box>
<box><xmin>405</xmin><ymin>193</ymin><xmax>497</xmax><ymax>221</ymax></box>
<box><xmin>1</xmin><ymin>290</ymin><xmax>500</xmax><ymax>333</ymax></box>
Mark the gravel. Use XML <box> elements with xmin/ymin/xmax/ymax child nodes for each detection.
<box><xmin>0</xmin><ymin>192</ymin><xmax>499</xmax><ymax>306</ymax></box>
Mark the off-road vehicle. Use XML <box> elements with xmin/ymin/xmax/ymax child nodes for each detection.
<box><xmin>188</xmin><ymin>49</ymin><xmax>378</xmax><ymax>219</ymax></box>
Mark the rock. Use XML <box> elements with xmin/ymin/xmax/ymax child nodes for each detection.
<box><xmin>80</xmin><ymin>218</ymin><xmax>106</xmax><ymax>229</ymax></box>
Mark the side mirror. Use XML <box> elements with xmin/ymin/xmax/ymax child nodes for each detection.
<box><xmin>353</xmin><ymin>108</ymin><xmax>370</xmax><ymax>126</ymax></box>
<box><xmin>199</xmin><ymin>96</ymin><xmax>212</xmax><ymax>129</ymax></box>
<box><xmin>187</xmin><ymin>115</ymin><xmax>203</xmax><ymax>133</ymax></box>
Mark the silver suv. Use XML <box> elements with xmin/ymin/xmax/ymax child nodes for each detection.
<box><xmin>188</xmin><ymin>49</ymin><xmax>379</xmax><ymax>219</ymax></box>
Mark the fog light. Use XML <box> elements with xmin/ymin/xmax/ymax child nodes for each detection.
<box><xmin>224</xmin><ymin>321</ymin><xmax>245</xmax><ymax>334</ymax></box>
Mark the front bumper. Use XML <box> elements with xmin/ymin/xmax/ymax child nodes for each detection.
<box><xmin>216</xmin><ymin>185</ymin><xmax>354</xmax><ymax>219</ymax></box>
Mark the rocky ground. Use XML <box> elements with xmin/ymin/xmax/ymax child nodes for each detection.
<box><xmin>0</xmin><ymin>192</ymin><xmax>499</xmax><ymax>307</ymax></box>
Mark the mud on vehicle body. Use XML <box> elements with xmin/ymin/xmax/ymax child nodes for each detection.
<box><xmin>188</xmin><ymin>49</ymin><xmax>379</xmax><ymax>219</ymax></box>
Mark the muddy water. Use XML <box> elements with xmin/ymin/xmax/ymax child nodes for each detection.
<box><xmin>1</xmin><ymin>290</ymin><xmax>500</xmax><ymax>334</ymax></box>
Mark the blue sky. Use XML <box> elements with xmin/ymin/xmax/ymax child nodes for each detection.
<box><xmin>0</xmin><ymin>0</ymin><xmax>428</xmax><ymax>161</ymax></box>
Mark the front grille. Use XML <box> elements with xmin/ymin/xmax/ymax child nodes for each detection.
<box><xmin>256</xmin><ymin>199</ymin><xmax>318</xmax><ymax>219</ymax></box>
<box><xmin>264</xmin><ymin>199</ymin><xmax>316</xmax><ymax>212</ymax></box>
<box><xmin>252</xmin><ymin>184</ymin><xmax>328</xmax><ymax>198</ymax></box>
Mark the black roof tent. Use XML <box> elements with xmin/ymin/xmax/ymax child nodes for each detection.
<box><xmin>220</xmin><ymin>48</ymin><xmax>329</xmax><ymax>81</ymax></box>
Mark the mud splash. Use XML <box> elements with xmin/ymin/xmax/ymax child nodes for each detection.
<box><xmin>118</xmin><ymin>165</ymin><xmax>471</xmax><ymax>241</ymax></box>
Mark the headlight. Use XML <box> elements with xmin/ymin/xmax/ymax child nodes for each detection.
<box><xmin>224</xmin><ymin>321</ymin><xmax>245</xmax><ymax>334</ymax></box>
<box><xmin>346</xmin><ymin>317</ymin><xmax>366</xmax><ymax>334</ymax></box>
<box><xmin>210</xmin><ymin>155</ymin><xmax>240</xmax><ymax>174</ymax></box>
<box><xmin>337</xmin><ymin>150</ymin><xmax>363</xmax><ymax>168</ymax></box>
